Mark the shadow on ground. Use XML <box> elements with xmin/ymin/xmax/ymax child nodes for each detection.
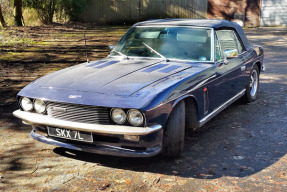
<box><xmin>53</xmin><ymin>81</ymin><xmax>287</xmax><ymax>179</ymax></box>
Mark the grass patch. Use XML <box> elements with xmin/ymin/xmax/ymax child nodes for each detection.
<box><xmin>0</xmin><ymin>51</ymin><xmax>27</xmax><ymax>61</ymax></box>
<box><xmin>35</xmin><ymin>41</ymin><xmax>51</xmax><ymax>45</ymax></box>
<box><xmin>0</xmin><ymin>30</ymin><xmax>50</xmax><ymax>46</ymax></box>
<box><xmin>0</xmin><ymin>31</ymin><xmax>37</xmax><ymax>46</ymax></box>
<box><xmin>62</xmin><ymin>33</ymin><xmax>83</xmax><ymax>38</ymax></box>
<box><xmin>3</xmin><ymin>38</ymin><xmax>36</xmax><ymax>46</ymax></box>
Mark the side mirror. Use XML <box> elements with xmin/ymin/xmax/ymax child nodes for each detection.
<box><xmin>223</xmin><ymin>49</ymin><xmax>238</xmax><ymax>59</ymax></box>
<box><xmin>109</xmin><ymin>45</ymin><xmax>116</xmax><ymax>51</ymax></box>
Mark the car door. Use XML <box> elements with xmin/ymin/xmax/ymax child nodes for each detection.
<box><xmin>207</xmin><ymin>30</ymin><xmax>246</xmax><ymax>111</ymax></box>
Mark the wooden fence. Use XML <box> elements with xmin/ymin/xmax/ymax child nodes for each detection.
<box><xmin>80</xmin><ymin>0</ymin><xmax>208</xmax><ymax>24</ymax></box>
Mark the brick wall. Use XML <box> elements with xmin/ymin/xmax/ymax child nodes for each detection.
<box><xmin>208</xmin><ymin>0</ymin><xmax>261</xmax><ymax>27</ymax></box>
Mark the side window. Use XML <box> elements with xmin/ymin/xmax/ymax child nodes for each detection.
<box><xmin>216</xmin><ymin>30</ymin><xmax>238</xmax><ymax>53</ymax></box>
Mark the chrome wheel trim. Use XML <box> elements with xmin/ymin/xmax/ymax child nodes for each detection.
<box><xmin>250</xmin><ymin>70</ymin><xmax>258</xmax><ymax>97</ymax></box>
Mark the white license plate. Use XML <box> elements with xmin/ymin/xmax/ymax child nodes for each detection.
<box><xmin>47</xmin><ymin>127</ymin><xmax>93</xmax><ymax>143</ymax></box>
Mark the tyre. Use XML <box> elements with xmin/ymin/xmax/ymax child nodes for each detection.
<box><xmin>185</xmin><ymin>99</ymin><xmax>199</xmax><ymax>132</ymax></box>
<box><xmin>243</xmin><ymin>64</ymin><xmax>259</xmax><ymax>103</ymax></box>
<box><xmin>162</xmin><ymin>100</ymin><xmax>185</xmax><ymax>158</ymax></box>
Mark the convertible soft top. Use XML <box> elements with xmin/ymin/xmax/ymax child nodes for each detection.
<box><xmin>134</xmin><ymin>19</ymin><xmax>253</xmax><ymax>51</ymax></box>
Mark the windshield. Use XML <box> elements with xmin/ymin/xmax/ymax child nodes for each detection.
<box><xmin>111</xmin><ymin>26</ymin><xmax>213</xmax><ymax>62</ymax></box>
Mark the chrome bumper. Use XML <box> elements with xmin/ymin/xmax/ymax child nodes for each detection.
<box><xmin>13</xmin><ymin>110</ymin><xmax>162</xmax><ymax>136</ymax></box>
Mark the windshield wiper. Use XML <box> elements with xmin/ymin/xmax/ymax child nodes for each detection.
<box><xmin>142</xmin><ymin>42</ymin><xmax>169</xmax><ymax>62</ymax></box>
<box><xmin>110</xmin><ymin>50</ymin><xmax>129</xmax><ymax>59</ymax></box>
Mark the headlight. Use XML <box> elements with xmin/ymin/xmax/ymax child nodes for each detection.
<box><xmin>111</xmin><ymin>108</ymin><xmax>126</xmax><ymax>124</ymax></box>
<box><xmin>20</xmin><ymin>97</ymin><xmax>33</xmax><ymax>111</ymax></box>
<box><xmin>34</xmin><ymin>99</ymin><xmax>46</xmax><ymax>113</ymax></box>
<box><xmin>127</xmin><ymin>109</ymin><xmax>144</xmax><ymax>126</ymax></box>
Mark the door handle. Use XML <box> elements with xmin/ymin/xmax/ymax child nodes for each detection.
<box><xmin>241</xmin><ymin>66</ymin><xmax>246</xmax><ymax>71</ymax></box>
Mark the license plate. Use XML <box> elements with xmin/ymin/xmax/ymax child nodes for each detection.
<box><xmin>47</xmin><ymin>127</ymin><xmax>93</xmax><ymax>143</ymax></box>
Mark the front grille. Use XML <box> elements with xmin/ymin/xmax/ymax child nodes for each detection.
<box><xmin>46</xmin><ymin>102</ymin><xmax>109</xmax><ymax>124</ymax></box>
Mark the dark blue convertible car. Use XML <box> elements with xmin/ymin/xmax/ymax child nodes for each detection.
<box><xmin>13</xmin><ymin>19</ymin><xmax>264</xmax><ymax>158</ymax></box>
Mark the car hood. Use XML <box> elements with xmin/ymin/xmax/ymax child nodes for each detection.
<box><xmin>19</xmin><ymin>58</ymin><xmax>213</xmax><ymax>109</ymax></box>
<box><xmin>36</xmin><ymin>58</ymin><xmax>198</xmax><ymax>96</ymax></box>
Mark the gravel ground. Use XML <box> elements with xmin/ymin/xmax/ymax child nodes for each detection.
<box><xmin>0</xmin><ymin>26</ymin><xmax>286</xmax><ymax>191</ymax></box>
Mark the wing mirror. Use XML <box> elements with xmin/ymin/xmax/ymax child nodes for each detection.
<box><xmin>223</xmin><ymin>49</ymin><xmax>238</xmax><ymax>60</ymax></box>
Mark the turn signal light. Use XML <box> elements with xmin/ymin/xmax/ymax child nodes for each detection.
<box><xmin>124</xmin><ymin>135</ymin><xmax>139</xmax><ymax>141</ymax></box>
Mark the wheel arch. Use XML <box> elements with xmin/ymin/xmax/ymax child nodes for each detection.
<box><xmin>252</xmin><ymin>60</ymin><xmax>262</xmax><ymax>73</ymax></box>
<box><xmin>172</xmin><ymin>95</ymin><xmax>199</xmax><ymax>130</ymax></box>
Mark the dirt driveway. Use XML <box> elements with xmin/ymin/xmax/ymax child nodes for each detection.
<box><xmin>0</xmin><ymin>26</ymin><xmax>286</xmax><ymax>191</ymax></box>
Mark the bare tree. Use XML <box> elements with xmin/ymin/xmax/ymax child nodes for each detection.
<box><xmin>13</xmin><ymin>0</ymin><xmax>23</xmax><ymax>26</ymax></box>
<box><xmin>0</xmin><ymin>4</ymin><xmax>7</xmax><ymax>27</ymax></box>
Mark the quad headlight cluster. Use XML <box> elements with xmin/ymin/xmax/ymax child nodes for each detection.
<box><xmin>20</xmin><ymin>97</ymin><xmax>144</xmax><ymax>126</ymax></box>
<box><xmin>111</xmin><ymin>108</ymin><xmax>144</xmax><ymax>126</ymax></box>
<box><xmin>20</xmin><ymin>97</ymin><xmax>46</xmax><ymax>114</ymax></box>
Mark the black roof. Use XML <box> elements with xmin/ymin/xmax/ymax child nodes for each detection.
<box><xmin>134</xmin><ymin>19</ymin><xmax>253</xmax><ymax>51</ymax></box>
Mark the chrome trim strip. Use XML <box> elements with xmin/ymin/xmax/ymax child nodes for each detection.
<box><xmin>211</xmin><ymin>28</ymin><xmax>215</xmax><ymax>62</ymax></box>
<box><xmin>136</xmin><ymin>25</ymin><xmax>213</xmax><ymax>30</ymax></box>
<box><xmin>13</xmin><ymin>110</ymin><xmax>162</xmax><ymax>135</ymax></box>
<box><xmin>199</xmin><ymin>89</ymin><xmax>246</xmax><ymax>127</ymax></box>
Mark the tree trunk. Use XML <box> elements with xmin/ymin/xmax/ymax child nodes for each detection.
<box><xmin>0</xmin><ymin>4</ymin><xmax>7</xmax><ymax>28</ymax></box>
<box><xmin>48</xmin><ymin>0</ymin><xmax>56</xmax><ymax>24</ymax></box>
<box><xmin>13</xmin><ymin>0</ymin><xmax>23</xmax><ymax>26</ymax></box>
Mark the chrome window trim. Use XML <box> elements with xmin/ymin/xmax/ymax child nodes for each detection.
<box><xmin>214</xmin><ymin>31</ymin><xmax>224</xmax><ymax>62</ymax></box>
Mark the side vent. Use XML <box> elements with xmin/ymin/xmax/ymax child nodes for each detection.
<box><xmin>95</xmin><ymin>60</ymin><xmax>120</xmax><ymax>69</ymax></box>
<box><xmin>158</xmin><ymin>65</ymin><xmax>181</xmax><ymax>73</ymax></box>
<box><xmin>203</xmin><ymin>87</ymin><xmax>209</xmax><ymax>114</ymax></box>
<box><xmin>142</xmin><ymin>64</ymin><xmax>168</xmax><ymax>72</ymax></box>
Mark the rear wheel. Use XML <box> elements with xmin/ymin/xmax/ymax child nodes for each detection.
<box><xmin>162</xmin><ymin>101</ymin><xmax>185</xmax><ymax>158</ymax></box>
<box><xmin>243</xmin><ymin>65</ymin><xmax>259</xmax><ymax>103</ymax></box>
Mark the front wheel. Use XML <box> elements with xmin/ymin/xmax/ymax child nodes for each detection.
<box><xmin>243</xmin><ymin>65</ymin><xmax>259</xmax><ymax>103</ymax></box>
<box><xmin>162</xmin><ymin>101</ymin><xmax>185</xmax><ymax>158</ymax></box>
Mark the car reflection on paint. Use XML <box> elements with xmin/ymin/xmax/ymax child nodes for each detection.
<box><xmin>13</xmin><ymin>19</ymin><xmax>264</xmax><ymax>158</ymax></box>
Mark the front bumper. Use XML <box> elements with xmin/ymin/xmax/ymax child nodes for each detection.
<box><xmin>14</xmin><ymin>110</ymin><xmax>163</xmax><ymax>157</ymax></box>
<box><xmin>13</xmin><ymin>110</ymin><xmax>162</xmax><ymax>135</ymax></box>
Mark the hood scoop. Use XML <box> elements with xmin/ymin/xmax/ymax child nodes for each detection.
<box><xmin>142</xmin><ymin>64</ymin><xmax>168</xmax><ymax>72</ymax></box>
<box><xmin>95</xmin><ymin>60</ymin><xmax>120</xmax><ymax>69</ymax></box>
<box><xmin>158</xmin><ymin>65</ymin><xmax>182</xmax><ymax>73</ymax></box>
<box><xmin>142</xmin><ymin>64</ymin><xmax>183</xmax><ymax>73</ymax></box>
